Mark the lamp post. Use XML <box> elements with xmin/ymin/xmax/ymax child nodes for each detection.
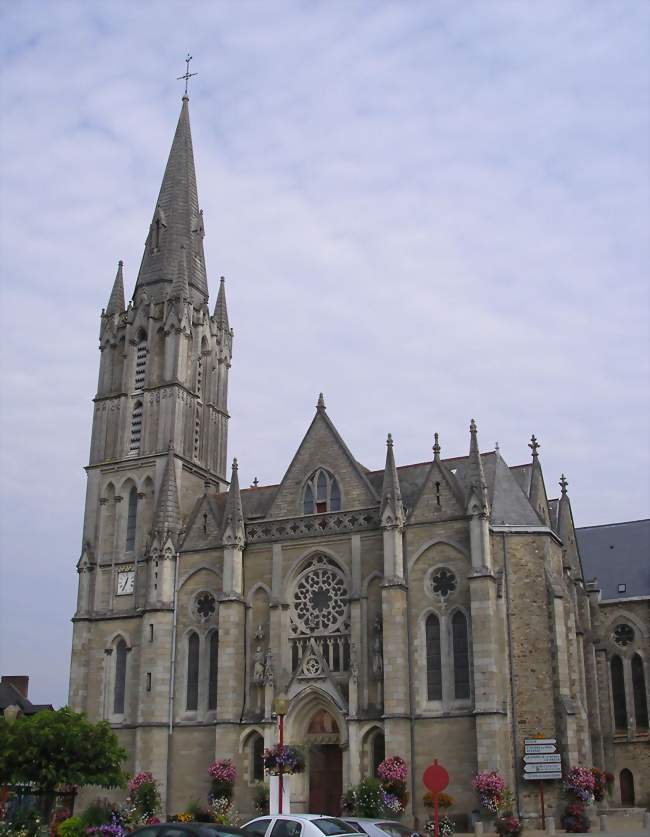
<box><xmin>272</xmin><ymin>693</ymin><xmax>289</xmax><ymax>814</ymax></box>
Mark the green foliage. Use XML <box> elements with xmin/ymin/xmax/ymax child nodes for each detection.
<box><xmin>131</xmin><ymin>782</ymin><xmax>160</xmax><ymax>819</ymax></box>
<box><xmin>253</xmin><ymin>781</ymin><xmax>270</xmax><ymax>814</ymax></box>
<box><xmin>80</xmin><ymin>798</ymin><xmax>118</xmax><ymax>827</ymax></box>
<box><xmin>185</xmin><ymin>799</ymin><xmax>212</xmax><ymax>822</ymax></box>
<box><xmin>0</xmin><ymin>708</ymin><xmax>127</xmax><ymax>792</ymax></box>
<box><xmin>57</xmin><ymin>816</ymin><xmax>87</xmax><ymax>837</ymax></box>
<box><xmin>0</xmin><ymin>807</ymin><xmax>43</xmax><ymax>837</ymax></box>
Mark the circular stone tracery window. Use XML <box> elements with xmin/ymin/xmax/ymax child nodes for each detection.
<box><xmin>291</xmin><ymin>556</ymin><xmax>349</xmax><ymax>636</ymax></box>
<box><xmin>427</xmin><ymin>567</ymin><xmax>458</xmax><ymax>601</ymax></box>
<box><xmin>192</xmin><ymin>590</ymin><xmax>217</xmax><ymax>623</ymax></box>
<box><xmin>613</xmin><ymin>623</ymin><xmax>634</xmax><ymax>647</ymax></box>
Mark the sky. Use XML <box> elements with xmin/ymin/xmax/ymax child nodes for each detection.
<box><xmin>0</xmin><ymin>1</ymin><xmax>648</xmax><ymax>708</ymax></box>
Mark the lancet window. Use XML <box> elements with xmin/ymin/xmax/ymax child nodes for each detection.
<box><xmin>129</xmin><ymin>401</ymin><xmax>143</xmax><ymax>454</ymax></box>
<box><xmin>134</xmin><ymin>333</ymin><xmax>147</xmax><ymax>390</ymax></box>
<box><xmin>611</xmin><ymin>654</ymin><xmax>627</xmax><ymax>730</ymax></box>
<box><xmin>208</xmin><ymin>631</ymin><xmax>219</xmax><ymax>711</ymax></box>
<box><xmin>289</xmin><ymin>555</ymin><xmax>350</xmax><ymax>674</ymax></box>
<box><xmin>631</xmin><ymin>654</ymin><xmax>648</xmax><ymax>729</ymax></box>
<box><xmin>113</xmin><ymin>638</ymin><xmax>127</xmax><ymax>715</ymax></box>
<box><xmin>186</xmin><ymin>632</ymin><xmax>200</xmax><ymax>711</ymax></box>
<box><xmin>452</xmin><ymin>611</ymin><xmax>470</xmax><ymax>699</ymax></box>
<box><xmin>425</xmin><ymin>614</ymin><xmax>442</xmax><ymax>701</ymax></box>
<box><xmin>303</xmin><ymin>469</ymin><xmax>341</xmax><ymax>515</ymax></box>
<box><xmin>125</xmin><ymin>487</ymin><xmax>137</xmax><ymax>552</ymax></box>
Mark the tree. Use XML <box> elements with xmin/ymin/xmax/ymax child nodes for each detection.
<box><xmin>0</xmin><ymin>707</ymin><xmax>127</xmax><ymax>793</ymax></box>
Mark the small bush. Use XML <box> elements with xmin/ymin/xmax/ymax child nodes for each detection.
<box><xmin>81</xmin><ymin>798</ymin><xmax>117</xmax><ymax>827</ymax></box>
<box><xmin>57</xmin><ymin>816</ymin><xmax>86</xmax><ymax>837</ymax></box>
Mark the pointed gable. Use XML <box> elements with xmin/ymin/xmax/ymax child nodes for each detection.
<box><xmin>557</xmin><ymin>475</ymin><xmax>584</xmax><ymax>578</ymax></box>
<box><xmin>266</xmin><ymin>395</ymin><xmax>378</xmax><ymax>519</ymax></box>
<box><xmin>409</xmin><ymin>433</ymin><xmax>465</xmax><ymax>523</ymax></box>
<box><xmin>181</xmin><ymin>493</ymin><xmax>224</xmax><ymax>551</ymax></box>
<box><xmin>528</xmin><ymin>435</ymin><xmax>551</xmax><ymax>526</ymax></box>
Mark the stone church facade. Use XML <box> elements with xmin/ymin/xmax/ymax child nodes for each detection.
<box><xmin>68</xmin><ymin>96</ymin><xmax>649</xmax><ymax>821</ymax></box>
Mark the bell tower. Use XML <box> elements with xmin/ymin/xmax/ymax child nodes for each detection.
<box><xmin>69</xmin><ymin>93</ymin><xmax>232</xmax><ymax>716</ymax></box>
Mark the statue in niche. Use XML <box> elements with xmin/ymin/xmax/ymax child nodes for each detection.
<box><xmin>253</xmin><ymin>646</ymin><xmax>265</xmax><ymax>685</ymax></box>
<box><xmin>254</xmin><ymin>623</ymin><xmax>265</xmax><ymax>641</ymax></box>
<box><xmin>372</xmin><ymin>614</ymin><xmax>383</xmax><ymax>679</ymax></box>
<box><xmin>350</xmin><ymin>642</ymin><xmax>359</xmax><ymax>683</ymax></box>
<box><xmin>264</xmin><ymin>648</ymin><xmax>274</xmax><ymax>686</ymax></box>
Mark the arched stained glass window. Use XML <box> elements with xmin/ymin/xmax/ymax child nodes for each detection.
<box><xmin>452</xmin><ymin>611</ymin><xmax>470</xmax><ymax>699</ymax></box>
<box><xmin>611</xmin><ymin>655</ymin><xmax>627</xmax><ymax>730</ymax></box>
<box><xmin>631</xmin><ymin>654</ymin><xmax>648</xmax><ymax>728</ymax></box>
<box><xmin>113</xmin><ymin>639</ymin><xmax>127</xmax><ymax>714</ymax></box>
<box><xmin>125</xmin><ymin>486</ymin><xmax>137</xmax><ymax>552</ymax></box>
<box><xmin>303</xmin><ymin>470</ymin><xmax>341</xmax><ymax>514</ymax></box>
<box><xmin>252</xmin><ymin>734</ymin><xmax>264</xmax><ymax>782</ymax></box>
<box><xmin>304</xmin><ymin>484</ymin><xmax>315</xmax><ymax>515</ymax></box>
<box><xmin>208</xmin><ymin>631</ymin><xmax>219</xmax><ymax>711</ymax></box>
<box><xmin>426</xmin><ymin>613</ymin><xmax>442</xmax><ymax>701</ymax></box>
<box><xmin>187</xmin><ymin>632</ymin><xmax>200</xmax><ymax>711</ymax></box>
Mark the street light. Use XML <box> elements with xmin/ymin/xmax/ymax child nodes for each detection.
<box><xmin>272</xmin><ymin>693</ymin><xmax>289</xmax><ymax>814</ymax></box>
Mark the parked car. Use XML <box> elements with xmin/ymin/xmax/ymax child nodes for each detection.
<box><xmin>341</xmin><ymin>819</ymin><xmax>419</xmax><ymax>837</ymax></box>
<box><xmin>131</xmin><ymin>825</ymin><xmax>246</xmax><ymax>837</ymax></box>
<box><xmin>243</xmin><ymin>814</ymin><xmax>361</xmax><ymax>837</ymax></box>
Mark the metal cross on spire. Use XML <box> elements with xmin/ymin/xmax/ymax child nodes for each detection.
<box><xmin>177</xmin><ymin>53</ymin><xmax>198</xmax><ymax>97</ymax></box>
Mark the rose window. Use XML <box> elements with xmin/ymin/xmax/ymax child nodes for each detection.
<box><xmin>192</xmin><ymin>591</ymin><xmax>217</xmax><ymax>622</ymax></box>
<box><xmin>291</xmin><ymin>556</ymin><xmax>349</xmax><ymax>636</ymax></box>
<box><xmin>613</xmin><ymin>624</ymin><xmax>634</xmax><ymax>647</ymax></box>
<box><xmin>429</xmin><ymin>568</ymin><xmax>457</xmax><ymax>599</ymax></box>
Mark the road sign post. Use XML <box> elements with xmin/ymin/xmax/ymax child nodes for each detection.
<box><xmin>423</xmin><ymin>760</ymin><xmax>450</xmax><ymax>837</ymax></box>
<box><xmin>523</xmin><ymin>738</ymin><xmax>562</xmax><ymax>830</ymax></box>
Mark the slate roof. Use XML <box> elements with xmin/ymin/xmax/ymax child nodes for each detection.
<box><xmin>0</xmin><ymin>681</ymin><xmax>52</xmax><ymax>715</ymax></box>
<box><xmin>134</xmin><ymin>96</ymin><xmax>209</xmax><ymax>301</ymax></box>
<box><xmin>577</xmin><ymin>519</ymin><xmax>650</xmax><ymax>600</ymax></box>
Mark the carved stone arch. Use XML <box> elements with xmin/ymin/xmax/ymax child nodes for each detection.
<box><xmin>106</xmin><ymin>630</ymin><xmax>133</xmax><ymax>650</ymax></box>
<box><xmin>239</xmin><ymin>725</ymin><xmax>265</xmax><ymax>753</ymax></box>
<box><xmin>604</xmin><ymin>610</ymin><xmax>648</xmax><ymax>641</ymax></box>
<box><xmin>286</xmin><ymin>545</ymin><xmax>351</xmax><ymax>593</ymax></box>
<box><xmin>178</xmin><ymin>564</ymin><xmax>222</xmax><ymax>592</ymax></box>
<box><xmin>360</xmin><ymin>722</ymin><xmax>385</xmax><ymax>777</ymax></box>
<box><xmin>285</xmin><ymin>686</ymin><xmax>349</xmax><ymax>747</ymax></box>
<box><xmin>361</xmin><ymin>570</ymin><xmax>383</xmax><ymax>598</ymax></box>
<box><xmin>409</xmin><ymin>537</ymin><xmax>469</xmax><ymax>571</ymax></box>
<box><xmin>247</xmin><ymin>581</ymin><xmax>272</xmax><ymax>604</ymax></box>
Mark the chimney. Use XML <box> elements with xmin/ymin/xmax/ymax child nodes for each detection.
<box><xmin>1</xmin><ymin>676</ymin><xmax>29</xmax><ymax>698</ymax></box>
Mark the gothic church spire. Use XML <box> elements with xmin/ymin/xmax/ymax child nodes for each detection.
<box><xmin>154</xmin><ymin>442</ymin><xmax>182</xmax><ymax>535</ymax></box>
<box><xmin>380</xmin><ymin>433</ymin><xmax>405</xmax><ymax>528</ymax></box>
<box><xmin>135</xmin><ymin>96</ymin><xmax>208</xmax><ymax>302</ymax></box>
<box><xmin>214</xmin><ymin>276</ymin><xmax>229</xmax><ymax>330</ymax></box>
<box><xmin>105</xmin><ymin>260</ymin><xmax>125</xmax><ymax>315</ymax></box>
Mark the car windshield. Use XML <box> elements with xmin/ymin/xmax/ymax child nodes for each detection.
<box><xmin>313</xmin><ymin>819</ymin><xmax>360</xmax><ymax>836</ymax></box>
<box><xmin>376</xmin><ymin>824</ymin><xmax>416</xmax><ymax>837</ymax></box>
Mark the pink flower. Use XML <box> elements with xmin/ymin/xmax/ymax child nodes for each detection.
<box><xmin>377</xmin><ymin>756</ymin><xmax>408</xmax><ymax>783</ymax></box>
<box><xmin>208</xmin><ymin>759</ymin><xmax>238</xmax><ymax>784</ymax></box>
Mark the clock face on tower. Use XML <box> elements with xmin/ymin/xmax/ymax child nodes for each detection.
<box><xmin>116</xmin><ymin>569</ymin><xmax>135</xmax><ymax>596</ymax></box>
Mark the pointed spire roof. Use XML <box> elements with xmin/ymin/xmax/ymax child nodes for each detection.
<box><xmin>170</xmin><ymin>245</ymin><xmax>190</xmax><ymax>301</ymax></box>
<box><xmin>214</xmin><ymin>276</ymin><xmax>229</xmax><ymax>330</ymax></box>
<box><xmin>106</xmin><ymin>260</ymin><xmax>125</xmax><ymax>315</ymax></box>
<box><xmin>380</xmin><ymin>433</ymin><xmax>405</xmax><ymax>528</ymax></box>
<box><xmin>222</xmin><ymin>458</ymin><xmax>245</xmax><ymax>547</ymax></box>
<box><xmin>154</xmin><ymin>442</ymin><xmax>182</xmax><ymax>534</ymax></box>
<box><xmin>134</xmin><ymin>96</ymin><xmax>208</xmax><ymax>302</ymax></box>
<box><xmin>466</xmin><ymin>418</ymin><xmax>489</xmax><ymax>510</ymax></box>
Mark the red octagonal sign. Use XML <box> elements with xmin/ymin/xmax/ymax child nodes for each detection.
<box><xmin>423</xmin><ymin>760</ymin><xmax>449</xmax><ymax>794</ymax></box>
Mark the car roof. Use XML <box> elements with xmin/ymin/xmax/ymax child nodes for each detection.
<box><xmin>248</xmin><ymin>816</ymin><xmax>346</xmax><ymax>822</ymax></box>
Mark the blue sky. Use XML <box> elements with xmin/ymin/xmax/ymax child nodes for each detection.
<box><xmin>0</xmin><ymin>1</ymin><xmax>648</xmax><ymax>707</ymax></box>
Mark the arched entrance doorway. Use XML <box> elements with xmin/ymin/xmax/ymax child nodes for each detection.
<box><xmin>307</xmin><ymin>709</ymin><xmax>342</xmax><ymax>815</ymax></box>
<box><xmin>620</xmin><ymin>769</ymin><xmax>635</xmax><ymax>806</ymax></box>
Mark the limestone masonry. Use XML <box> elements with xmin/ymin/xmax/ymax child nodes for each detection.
<box><xmin>68</xmin><ymin>95</ymin><xmax>650</xmax><ymax>821</ymax></box>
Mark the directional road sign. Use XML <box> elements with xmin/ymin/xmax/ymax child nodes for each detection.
<box><xmin>524</xmin><ymin>754</ymin><xmax>561</xmax><ymax>764</ymax></box>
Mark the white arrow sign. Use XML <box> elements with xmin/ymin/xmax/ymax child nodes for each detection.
<box><xmin>524</xmin><ymin>738</ymin><xmax>556</xmax><ymax>746</ymax></box>
<box><xmin>525</xmin><ymin>762</ymin><xmax>564</xmax><ymax>773</ymax></box>
<box><xmin>524</xmin><ymin>772</ymin><xmax>562</xmax><ymax>781</ymax></box>
<box><xmin>524</xmin><ymin>744</ymin><xmax>557</xmax><ymax>754</ymax></box>
<box><xmin>524</xmin><ymin>754</ymin><xmax>561</xmax><ymax>764</ymax></box>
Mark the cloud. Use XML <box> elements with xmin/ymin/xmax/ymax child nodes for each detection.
<box><xmin>0</xmin><ymin>0</ymin><xmax>648</xmax><ymax>706</ymax></box>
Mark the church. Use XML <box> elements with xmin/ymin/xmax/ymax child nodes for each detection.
<box><xmin>68</xmin><ymin>93</ymin><xmax>649</xmax><ymax>822</ymax></box>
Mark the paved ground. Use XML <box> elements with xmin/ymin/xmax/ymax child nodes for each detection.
<box><xmin>453</xmin><ymin>812</ymin><xmax>649</xmax><ymax>837</ymax></box>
